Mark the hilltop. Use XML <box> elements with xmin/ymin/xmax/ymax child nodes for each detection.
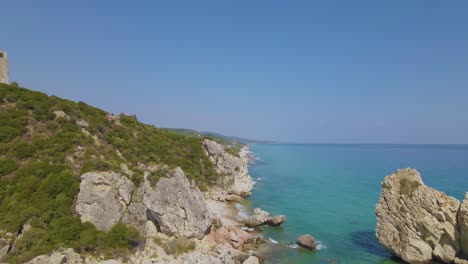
<box><xmin>0</xmin><ymin>83</ymin><xmax>256</xmax><ymax>263</ymax></box>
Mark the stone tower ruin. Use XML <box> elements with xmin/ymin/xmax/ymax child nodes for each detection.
<box><xmin>0</xmin><ymin>50</ymin><xmax>8</xmax><ymax>84</ymax></box>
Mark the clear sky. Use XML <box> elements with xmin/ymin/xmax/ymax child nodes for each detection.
<box><xmin>1</xmin><ymin>1</ymin><xmax>468</xmax><ymax>144</ymax></box>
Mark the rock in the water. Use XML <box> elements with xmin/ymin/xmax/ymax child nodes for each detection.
<box><xmin>375</xmin><ymin>168</ymin><xmax>461</xmax><ymax>263</ymax></box>
<box><xmin>297</xmin><ymin>234</ymin><xmax>317</xmax><ymax>250</ymax></box>
<box><xmin>245</xmin><ymin>208</ymin><xmax>285</xmax><ymax>227</ymax></box>
<box><xmin>203</xmin><ymin>140</ymin><xmax>253</xmax><ymax>197</ymax></box>
<box><xmin>25</xmin><ymin>248</ymin><xmax>82</xmax><ymax>264</ymax></box>
<box><xmin>459</xmin><ymin>193</ymin><xmax>468</xmax><ymax>258</ymax></box>
<box><xmin>245</xmin><ymin>208</ymin><xmax>270</xmax><ymax>227</ymax></box>
<box><xmin>267</xmin><ymin>215</ymin><xmax>286</xmax><ymax>226</ymax></box>
<box><xmin>76</xmin><ymin>171</ymin><xmax>134</xmax><ymax>231</ymax></box>
<box><xmin>144</xmin><ymin>167</ymin><xmax>211</xmax><ymax>239</ymax></box>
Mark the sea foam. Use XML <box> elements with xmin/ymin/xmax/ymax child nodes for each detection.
<box><xmin>268</xmin><ymin>237</ymin><xmax>279</xmax><ymax>244</ymax></box>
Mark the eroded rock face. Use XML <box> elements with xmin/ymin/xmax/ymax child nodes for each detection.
<box><xmin>375</xmin><ymin>168</ymin><xmax>461</xmax><ymax>263</ymax></box>
<box><xmin>459</xmin><ymin>193</ymin><xmax>468</xmax><ymax>258</ymax></box>
<box><xmin>25</xmin><ymin>248</ymin><xmax>82</xmax><ymax>264</ymax></box>
<box><xmin>76</xmin><ymin>172</ymin><xmax>134</xmax><ymax>231</ymax></box>
<box><xmin>0</xmin><ymin>237</ymin><xmax>9</xmax><ymax>261</ymax></box>
<box><xmin>203</xmin><ymin>140</ymin><xmax>253</xmax><ymax>197</ymax></box>
<box><xmin>144</xmin><ymin>168</ymin><xmax>211</xmax><ymax>239</ymax></box>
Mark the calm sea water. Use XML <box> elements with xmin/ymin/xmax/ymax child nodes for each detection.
<box><xmin>244</xmin><ymin>144</ymin><xmax>468</xmax><ymax>264</ymax></box>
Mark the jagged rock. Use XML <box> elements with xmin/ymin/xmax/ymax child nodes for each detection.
<box><xmin>460</xmin><ymin>193</ymin><xmax>468</xmax><ymax>258</ymax></box>
<box><xmin>245</xmin><ymin>208</ymin><xmax>285</xmax><ymax>227</ymax></box>
<box><xmin>297</xmin><ymin>234</ymin><xmax>317</xmax><ymax>250</ymax></box>
<box><xmin>76</xmin><ymin>172</ymin><xmax>134</xmax><ymax>231</ymax></box>
<box><xmin>375</xmin><ymin>168</ymin><xmax>461</xmax><ymax>263</ymax></box>
<box><xmin>0</xmin><ymin>237</ymin><xmax>9</xmax><ymax>261</ymax></box>
<box><xmin>143</xmin><ymin>167</ymin><xmax>211</xmax><ymax>239</ymax></box>
<box><xmin>25</xmin><ymin>248</ymin><xmax>82</xmax><ymax>264</ymax></box>
<box><xmin>144</xmin><ymin>221</ymin><xmax>158</xmax><ymax>238</ymax></box>
<box><xmin>214</xmin><ymin>226</ymin><xmax>253</xmax><ymax>250</ymax></box>
<box><xmin>203</xmin><ymin>140</ymin><xmax>253</xmax><ymax>197</ymax></box>
<box><xmin>245</xmin><ymin>208</ymin><xmax>270</xmax><ymax>227</ymax></box>
<box><xmin>243</xmin><ymin>256</ymin><xmax>260</xmax><ymax>264</ymax></box>
<box><xmin>121</xmin><ymin>186</ymin><xmax>148</xmax><ymax>232</ymax></box>
<box><xmin>267</xmin><ymin>215</ymin><xmax>286</xmax><ymax>226</ymax></box>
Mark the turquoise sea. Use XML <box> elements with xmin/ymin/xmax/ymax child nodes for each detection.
<box><xmin>244</xmin><ymin>144</ymin><xmax>468</xmax><ymax>264</ymax></box>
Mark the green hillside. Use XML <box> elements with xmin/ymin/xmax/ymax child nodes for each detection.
<box><xmin>0</xmin><ymin>83</ymin><xmax>220</xmax><ymax>262</ymax></box>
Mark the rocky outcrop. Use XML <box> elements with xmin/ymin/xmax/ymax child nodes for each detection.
<box><xmin>242</xmin><ymin>256</ymin><xmax>260</xmax><ymax>264</ymax></box>
<box><xmin>25</xmin><ymin>248</ymin><xmax>82</xmax><ymax>264</ymax></box>
<box><xmin>203</xmin><ymin>140</ymin><xmax>253</xmax><ymax>197</ymax></box>
<box><xmin>214</xmin><ymin>225</ymin><xmax>253</xmax><ymax>250</ymax></box>
<box><xmin>297</xmin><ymin>234</ymin><xmax>317</xmax><ymax>250</ymax></box>
<box><xmin>376</xmin><ymin>168</ymin><xmax>467</xmax><ymax>263</ymax></box>
<box><xmin>245</xmin><ymin>208</ymin><xmax>285</xmax><ymax>227</ymax></box>
<box><xmin>0</xmin><ymin>237</ymin><xmax>9</xmax><ymax>261</ymax></box>
<box><xmin>144</xmin><ymin>168</ymin><xmax>211</xmax><ymax>239</ymax></box>
<box><xmin>460</xmin><ymin>194</ymin><xmax>468</xmax><ymax>258</ymax></box>
<box><xmin>76</xmin><ymin>172</ymin><xmax>134</xmax><ymax>231</ymax></box>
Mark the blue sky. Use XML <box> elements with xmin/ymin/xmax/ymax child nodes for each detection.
<box><xmin>1</xmin><ymin>1</ymin><xmax>468</xmax><ymax>143</ymax></box>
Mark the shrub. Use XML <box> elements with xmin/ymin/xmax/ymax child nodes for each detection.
<box><xmin>162</xmin><ymin>238</ymin><xmax>196</xmax><ymax>256</ymax></box>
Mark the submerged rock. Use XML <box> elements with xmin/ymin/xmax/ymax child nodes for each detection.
<box><xmin>375</xmin><ymin>168</ymin><xmax>462</xmax><ymax>263</ymax></box>
<box><xmin>297</xmin><ymin>234</ymin><xmax>317</xmax><ymax>250</ymax></box>
<box><xmin>76</xmin><ymin>171</ymin><xmax>134</xmax><ymax>231</ymax></box>
<box><xmin>144</xmin><ymin>167</ymin><xmax>211</xmax><ymax>239</ymax></box>
<box><xmin>203</xmin><ymin>140</ymin><xmax>253</xmax><ymax>197</ymax></box>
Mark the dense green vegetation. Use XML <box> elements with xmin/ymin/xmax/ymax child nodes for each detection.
<box><xmin>0</xmin><ymin>83</ymin><xmax>220</xmax><ymax>262</ymax></box>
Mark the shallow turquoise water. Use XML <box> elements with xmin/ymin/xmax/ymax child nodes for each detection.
<box><xmin>245</xmin><ymin>144</ymin><xmax>468</xmax><ymax>264</ymax></box>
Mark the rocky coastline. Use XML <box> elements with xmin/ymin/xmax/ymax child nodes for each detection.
<box><xmin>13</xmin><ymin>140</ymin><xmax>276</xmax><ymax>264</ymax></box>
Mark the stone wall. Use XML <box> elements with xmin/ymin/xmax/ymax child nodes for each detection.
<box><xmin>0</xmin><ymin>50</ymin><xmax>8</xmax><ymax>84</ymax></box>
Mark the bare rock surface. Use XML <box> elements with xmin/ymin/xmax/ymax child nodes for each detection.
<box><xmin>203</xmin><ymin>140</ymin><xmax>253</xmax><ymax>197</ymax></box>
<box><xmin>76</xmin><ymin>172</ymin><xmax>134</xmax><ymax>231</ymax></box>
<box><xmin>297</xmin><ymin>234</ymin><xmax>317</xmax><ymax>250</ymax></box>
<box><xmin>25</xmin><ymin>248</ymin><xmax>82</xmax><ymax>264</ymax></box>
<box><xmin>0</xmin><ymin>238</ymin><xmax>9</xmax><ymax>261</ymax></box>
<box><xmin>375</xmin><ymin>168</ymin><xmax>462</xmax><ymax>263</ymax></box>
<box><xmin>243</xmin><ymin>256</ymin><xmax>260</xmax><ymax>264</ymax></box>
<box><xmin>460</xmin><ymin>193</ymin><xmax>468</xmax><ymax>258</ymax></box>
<box><xmin>143</xmin><ymin>167</ymin><xmax>211</xmax><ymax>239</ymax></box>
<box><xmin>245</xmin><ymin>208</ymin><xmax>286</xmax><ymax>227</ymax></box>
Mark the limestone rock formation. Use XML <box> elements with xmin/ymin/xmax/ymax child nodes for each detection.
<box><xmin>0</xmin><ymin>237</ymin><xmax>9</xmax><ymax>261</ymax></box>
<box><xmin>243</xmin><ymin>256</ymin><xmax>260</xmax><ymax>264</ymax></box>
<box><xmin>214</xmin><ymin>225</ymin><xmax>253</xmax><ymax>250</ymax></box>
<box><xmin>375</xmin><ymin>168</ymin><xmax>462</xmax><ymax>263</ymax></box>
<box><xmin>202</xmin><ymin>140</ymin><xmax>253</xmax><ymax>197</ymax></box>
<box><xmin>76</xmin><ymin>172</ymin><xmax>134</xmax><ymax>231</ymax></box>
<box><xmin>267</xmin><ymin>215</ymin><xmax>286</xmax><ymax>226</ymax></box>
<box><xmin>245</xmin><ymin>208</ymin><xmax>285</xmax><ymax>227</ymax></box>
<box><xmin>460</xmin><ymin>193</ymin><xmax>468</xmax><ymax>258</ymax></box>
<box><xmin>25</xmin><ymin>248</ymin><xmax>82</xmax><ymax>264</ymax></box>
<box><xmin>297</xmin><ymin>234</ymin><xmax>317</xmax><ymax>250</ymax></box>
<box><xmin>143</xmin><ymin>167</ymin><xmax>211</xmax><ymax>239</ymax></box>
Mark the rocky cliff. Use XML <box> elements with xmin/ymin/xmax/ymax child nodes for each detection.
<box><xmin>376</xmin><ymin>168</ymin><xmax>468</xmax><ymax>263</ymax></box>
<box><xmin>202</xmin><ymin>139</ymin><xmax>253</xmax><ymax>197</ymax></box>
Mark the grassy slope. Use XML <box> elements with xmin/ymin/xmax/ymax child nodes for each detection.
<box><xmin>0</xmin><ymin>83</ymin><xmax>219</xmax><ymax>262</ymax></box>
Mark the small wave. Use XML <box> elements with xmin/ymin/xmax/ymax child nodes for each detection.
<box><xmin>241</xmin><ymin>227</ymin><xmax>254</xmax><ymax>232</ymax></box>
<box><xmin>252</xmin><ymin>181</ymin><xmax>257</xmax><ymax>186</ymax></box>
<box><xmin>235</xmin><ymin>203</ymin><xmax>249</xmax><ymax>218</ymax></box>
<box><xmin>256</xmin><ymin>177</ymin><xmax>262</xmax><ymax>180</ymax></box>
<box><xmin>316</xmin><ymin>241</ymin><xmax>326</xmax><ymax>250</ymax></box>
<box><xmin>269</xmin><ymin>237</ymin><xmax>279</xmax><ymax>244</ymax></box>
<box><xmin>289</xmin><ymin>244</ymin><xmax>299</xmax><ymax>249</ymax></box>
